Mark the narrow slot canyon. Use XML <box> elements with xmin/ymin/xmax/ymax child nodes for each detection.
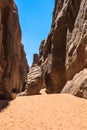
<box><xmin>0</xmin><ymin>0</ymin><xmax>87</xmax><ymax>130</ymax></box>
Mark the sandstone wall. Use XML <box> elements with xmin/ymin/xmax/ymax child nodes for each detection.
<box><xmin>39</xmin><ymin>0</ymin><xmax>87</xmax><ymax>95</ymax></box>
<box><xmin>0</xmin><ymin>0</ymin><xmax>29</xmax><ymax>99</ymax></box>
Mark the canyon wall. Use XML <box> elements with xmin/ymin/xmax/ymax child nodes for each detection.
<box><xmin>39</xmin><ymin>0</ymin><xmax>87</xmax><ymax>97</ymax></box>
<box><xmin>0</xmin><ymin>0</ymin><xmax>29</xmax><ymax>99</ymax></box>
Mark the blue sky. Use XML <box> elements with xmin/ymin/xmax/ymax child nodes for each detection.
<box><xmin>14</xmin><ymin>0</ymin><xmax>54</xmax><ymax>66</ymax></box>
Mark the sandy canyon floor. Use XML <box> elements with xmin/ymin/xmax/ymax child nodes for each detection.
<box><xmin>0</xmin><ymin>89</ymin><xmax>87</xmax><ymax>130</ymax></box>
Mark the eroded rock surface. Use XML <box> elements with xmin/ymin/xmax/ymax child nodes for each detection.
<box><xmin>39</xmin><ymin>0</ymin><xmax>87</xmax><ymax>97</ymax></box>
<box><xmin>25</xmin><ymin>64</ymin><xmax>42</xmax><ymax>95</ymax></box>
<box><xmin>18</xmin><ymin>54</ymin><xmax>42</xmax><ymax>96</ymax></box>
<box><xmin>0</xmin><ymin>0</ymin><xmax>29</xmax><ymax>99</ymax></box>
<box><xmin>62</xmin><ymin>69</ymin><xmax>87</xmax><ymax>99</ymax></box>
<box><xmin>18</xmin><ymin>64</ymin><xmax>42</xmax><ymax>96</ymax></box>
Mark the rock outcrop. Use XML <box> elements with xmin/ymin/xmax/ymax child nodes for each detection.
<box><xmin>18</xmin><ymin>54</ymin><xmax>42</xmax><ymax>96</ymax></box>
<box><xmin>62</xmin><ymin>69</ymin><xmax>87</xmax><ymax>99</ymax></box>
<box><xmin>0</xmin><ymin>0</ymin><xmax>29</xmax><ymax>99</ymax></box>
<box><xmin>25</xmin><ymin>64</ymin><xmax>42</xmax><ymax>95</ymax></box>
<box><xmin>32</xmin><ymin>53</ymin><xmax>39</xmax><ymax>65</ymax></box>
<box><xmin>39</xmin><ymin>0</ymin><xmax>87</xmax><ymax>98</ymax></box>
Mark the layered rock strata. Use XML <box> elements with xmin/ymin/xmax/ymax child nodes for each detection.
<box><xmin>18</xmin><ymin>54</ymin><xmax>42</xmax><ymax>96</ymax></box>
<box><xmin>0</xmin><ymin>0</ymin><xmax>29</xmax><ymax>99</ymax></box>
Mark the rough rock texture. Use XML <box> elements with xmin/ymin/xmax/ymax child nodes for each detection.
<box><xmin>25</xmin><ymin>64</ymin><xmax>42</xmax><ymax>95</ymax></box>
<box><xmin>66</xmin><ymin>0</ymin><xmax>87</xmax><ymax>80</ymax></box>
<box><xmin>39</xmin><ymin>0</ymin><xmax>67</xmax><ymax>93</ymax></box>
<box><xmin>62</xmin><ymin>69</ymin><xmax>87</xmax><ymax>99</ymax></box>
<box><xmin>39</xmin><ymin>0</ymin><xmax>87</xmax><ymax>96</ymax></box>
<box><xmin>32</xmin><ymin>53</ymin><xmax>39</xmax><ymax>66</ymax></box>
<box><xmin>18</xmin><ymin>64</ymin><xmax>42</xmax><ymax>96</ymax></box>
<box><xmin>18</xmin><ymin>54</ymin><xmax>42</xmax><ymax>96</ymax></box>
<box><xmin>0</xmin><ymin>0</ymin><xmax>29</xmax><ymax>99</ymax></box>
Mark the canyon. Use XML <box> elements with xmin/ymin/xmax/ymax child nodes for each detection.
<box><xmin>0</xmin><ymin>0</ymin><xmax>87</xmax><ymax>130</ymax></box>
<box><xmin>0</xmin><ymin>0</ymin><xmax>87</xmax><ymax>99</ymax></box>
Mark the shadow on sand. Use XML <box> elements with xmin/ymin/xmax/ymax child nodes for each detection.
<box><xmin>0</xmin><ymin>91</ymin><xmax>16</xmax><ymax>112</ymax></box>
<box><xmin>0</xmin><ymin>100</ymin><xmax>10</xmax><ymax>112</ymax></box>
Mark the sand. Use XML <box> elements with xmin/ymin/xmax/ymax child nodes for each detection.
<box><xmin>0</xmin><ymin>89</ymin><xmax>87</xmax><ymax>130</ymax></box>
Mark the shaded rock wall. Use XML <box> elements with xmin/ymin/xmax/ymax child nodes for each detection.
<box><xmin>39</xmin><ymin>0</ymin><xmax>87</xmax><ymax>95</ymax></box>
<box><xmin>32</xmin><ymin>53</ymin><xmax>39</xmax><ymax>66</ymax></box>
<box><xmin>66</xmin><ymin>0</ymin><xmax>87</xmax><ymax>80</ymax></box>
<box><xmin>0</xmin><ymin>0</ymin><xmax>29</xmax><ymax>99</ymax></box>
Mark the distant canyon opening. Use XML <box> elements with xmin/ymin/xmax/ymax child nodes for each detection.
<box><xmin>15</xmin><ymin>0</ymin><xmax>55</xmax><ymax>66</ymax></box>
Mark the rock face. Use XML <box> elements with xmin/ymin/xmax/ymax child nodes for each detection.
<box><xmin>32</xmin><ymin>53</ymin><xmax>39</xmax><ymax>66</ymax></box>
<box><xmin>39</xmin><ymin>0</ymin><xmax>87</xmax><ymax>97</ymax></box>
<box><xmin>62</xmin><ymin>69</ymin><xmax>87</xmax><ymax>99</ymax></box>
<box><xmin>66</xmin><ymin>0</ymin><xmax>87</xmax><ymax>80</ymax></box>
<box><xmin>0</xmin><ymin>0</ymin><xmax>29</xmax><ymax>99</ymax></box>
<box><xmin>25</xmin><ymin>64</ymin><xmax>42</xmax><ymax>95</ymax></box>
<box><xmin>18</xmin><ymin>54</ymin><xmax>42</xmax><ymax>96</ymax></box>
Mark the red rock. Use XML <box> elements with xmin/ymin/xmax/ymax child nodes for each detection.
<box><xmin>0</xmin><ymin>0</ymin><xmax>29</xmax><ymax>99</ymax></box>
<box><xmin>39</xmin><ymin>0</ymin><xmax>87</xmax><ymax>98</ymax></box>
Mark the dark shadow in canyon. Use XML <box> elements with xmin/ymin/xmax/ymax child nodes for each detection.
<box><xmin>0</xmin><ymin>100</ymin><xmax>10</xmax><ymax>112</ymax></box>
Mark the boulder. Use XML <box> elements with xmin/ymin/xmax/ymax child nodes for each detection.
<box><xmin>18</xmin><ymin>64</ymin><xmax>42</xmax><ymax>96</ymax></box>
<box><xmin>62</xmin><ymin>69</ymin><xmax>87</xmax><ymax>99</ymax></box>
